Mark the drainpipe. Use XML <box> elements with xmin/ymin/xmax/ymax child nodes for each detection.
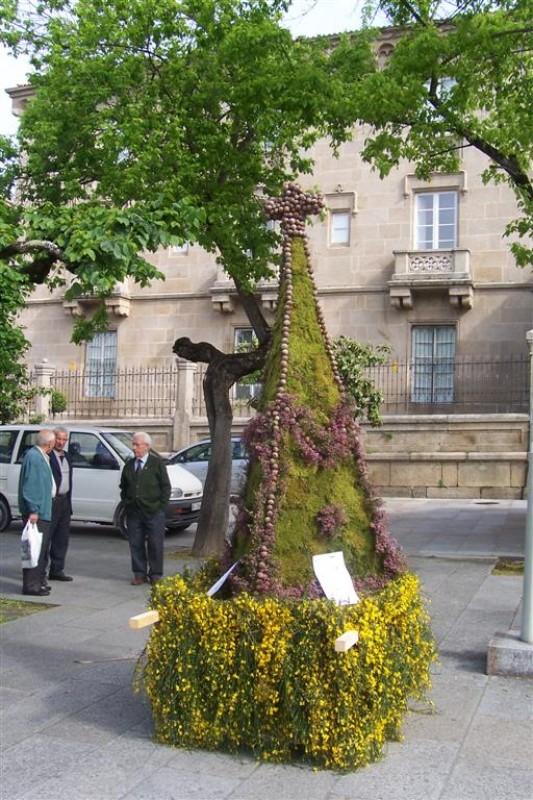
<box><xmin>521</xmin><ymin>329</ymin><xmax>533</xmax><ymax>643</ymax></box>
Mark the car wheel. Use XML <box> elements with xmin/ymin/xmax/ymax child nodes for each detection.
<box><xmin>115</xmin><ymin>505</ymin><xmax>129</xmax><ymax>540</ymax></box>
<box><xmin>0</xmin><ymin>496</ymin><xmax>11</xmax><ymax>532</ymax></box>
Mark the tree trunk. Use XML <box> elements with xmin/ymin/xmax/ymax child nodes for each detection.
<box><xmin>195</xmin><ymin>349</ymin><xmax>234</xmax><ymax>556</ymax></box>
<box><xmin>172</xmin><ymin>336</ymin><xmax>269</xmax><ymax>556</ymax></box>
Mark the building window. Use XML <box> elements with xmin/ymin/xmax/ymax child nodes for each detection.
<box><xmin>85</xmin><ymin>331</ymin><xmax>117</xmax><ymax>398</ymax></box>
<box><xmin>329</xmin><ymin>210</ymin><xmax>351</xmax><ymax>246</ymax></box>
<box><xmin>377</xmin><ymin>43</ymin><xmax>394</xmax><ymax>69</ymax></box>
<box><xmin>233</xmin><ymin>327</ymin><xmax>261</xmax><ymax>401</ymax></box>
<box><xmin>171</xmin><ymin>243</ymin><xmax>189</xmax><ymax>254</ymax></box>
<box><xmin>411</xmin><ymin>325</ymin><xmax>456</xmax><ymax>403</ymax></box>
<box><xmin>415</xmin><ymin>191</ymin><xmax>457</xmax><ymax>250</ymax></box>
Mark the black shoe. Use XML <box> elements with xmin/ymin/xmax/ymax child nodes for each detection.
<box><xmin>40</xmin><ymin>585</ymin><xmax>51</xmax><ymax>594</ymax></box>
<box><xmin>23</xmin><ymin>587</ymin><xmax>51</xmax><ymax>597</ymax></box>
<box><xmin>49</xmin><ymin>572</ymin><xmax>73</xmax><ymax>581</ymax></box>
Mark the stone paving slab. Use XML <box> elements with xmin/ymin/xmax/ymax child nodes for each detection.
<box><xmin>1</xmin><ymin>498</ymin><xmax>532</xmax><ymax>800</ymax></box>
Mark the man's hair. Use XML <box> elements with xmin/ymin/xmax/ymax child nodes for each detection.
<box><xmin>37</xmin><ymin>429</ymin><xmax>55</xmax><ymax>446</ymax></box>
<box><xmin>53</xmin><ymin>426</ymin><xmax>69</xmax><ymax>437</ymax></box>
<box><xmin>133</xmin><ymin>431</ymin><xmax>152</xmax><ymax>447</ymax></box>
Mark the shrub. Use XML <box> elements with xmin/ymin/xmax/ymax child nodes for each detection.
<box><xmin>140</xmin><ymin>570</ymin><xmax>436</xmax><ymax>771</ymax></box>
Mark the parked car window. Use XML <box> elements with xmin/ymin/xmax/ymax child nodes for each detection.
<box><xmin>101</xmin><ymin>431</ymin><xmax>164</xmax><ymax>462</ymax></box>
<box><xmin>68</xmin><ymin>433</ymin><xmax>105</xmax><ymax>468</ymax></box>
<box><xmin>232</xmin><ymin>441</ymin><xmax>247</xmax><ymax>459</ymax></box>
<box><xmin>93</xmin><ymin>441</ymin><xmax>120</xmax><ymax>470</ymax></box>
<box><xmin>0</xmin><ymin>430</ymin><xmax>18</xmax><ymax>463</ymax></box>
<box><xmin>15</xmin><ymin>430</ymin><xmax>40</xmax><ymax>464</ymax></box>
<box><xmin>182</xmin><ymin>443</ymin><xmax>211</xmax><ymax>462</ymax></box>
<box><xmin>102</xmin><ymin>431</ymin><xmax>134</xmax><ymax>460</ymax></box>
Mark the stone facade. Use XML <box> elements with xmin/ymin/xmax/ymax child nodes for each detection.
<box><xmin>6</xmin><ymin>70</ymin><xmax>533</xmax><ymax>503</ymax></box>
<box><xmin>15</xmin><ymin>129</ymin><xmax>532</xmax><ymax>374</ymax></box>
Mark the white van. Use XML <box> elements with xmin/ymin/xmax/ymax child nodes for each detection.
<box><xmin>0</xmin><ymin>425</ymin><xmax>203</xmax><ymax>537</ymax></box>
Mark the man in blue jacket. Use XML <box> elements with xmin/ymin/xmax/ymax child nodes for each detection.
<box><xmin>19</xmin><ymin>428</ymin><xmax>56</xmax><ymax>596</ymax></box>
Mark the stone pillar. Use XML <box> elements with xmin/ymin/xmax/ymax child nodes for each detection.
<box><xmin>33</xmin><ymin>359</ymin><xmax>56</xmax><ymax>420</ymax></box>
<box><xmin>521</xmin><ymin>330</ymin><xmax>533</xmax><ymax>644</ymax></box>
<box><xmin>173</xmin><ymin>359</ymin><xmax>197</xmax><ymax>449</ymax></box>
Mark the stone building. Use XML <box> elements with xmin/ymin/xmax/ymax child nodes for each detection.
<box><xmin>5</xmin><ymin>49</ymin><xmax>533</xmax><ymax>499</ymax></box>
<box><xmin>9</xmin><ymin>102</ymin><xmax>531</xmax><ymax>394</ymax></box>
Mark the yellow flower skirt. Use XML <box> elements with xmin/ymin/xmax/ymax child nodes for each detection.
<box><xmin>140</xmin><ymin>571</ymin><xmax>436</xmax><ymax>771</ymax></box>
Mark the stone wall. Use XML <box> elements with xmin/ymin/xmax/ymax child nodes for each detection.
<box><xmin>361</xmin><ymin>414</ymin><xmax>528</xmax><ymax>499</ymax></box>
<box><xmin>177</xmin><ymin>413</ymin><xmax>529</xmax><ymax>499</ymax></box>
<box><xmin>46</xmin><ymin>412</ymin><xmax>529</xmax><ymax>500</ymax></box>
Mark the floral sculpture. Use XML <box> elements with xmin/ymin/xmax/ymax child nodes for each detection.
<box><xmin>142</xmin><ymin>183</ymin><xmax>435</xmax><ymax>770</ymax></box>
<box><xmin>229</xmin><ymin>181</ymin><xmax>405</xmax><ymax>597</ymax></box>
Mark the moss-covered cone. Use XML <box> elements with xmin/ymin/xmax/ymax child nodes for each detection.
<box><xmin>232</xmin><ymin>233</ymin><xmax>404</xmax><ymax>597</ymax></box>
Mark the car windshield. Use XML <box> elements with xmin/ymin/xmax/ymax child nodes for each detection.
<box><xmin>101</xmin><ymin>431</ymin><xmax>163</xmax><ymax>462</ymax></box>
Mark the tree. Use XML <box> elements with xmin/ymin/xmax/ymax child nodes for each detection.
<box><xmin>0</xmin><ymin>0</ymin><xmax>375</xmax><ymax>548</ymax></box>
<box><xmin>356</xmin><ymin>0</ymin><xmax>533</xmax><ymax>267</ymax></box>
<box><xmin>172</xmin><ymin>335</ymin><xmax>270</xmax><ymax>556</ymax></box>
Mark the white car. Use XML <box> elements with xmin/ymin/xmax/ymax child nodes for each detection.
<box><xmin>0</xmin><ymin>425</ymin><xmax>203</xmax><ymax>537</ymax></box>
<box><xmin>169</xmin><ymin>437</ymin><xmax>248</xmax><ymax>496</ymax></box>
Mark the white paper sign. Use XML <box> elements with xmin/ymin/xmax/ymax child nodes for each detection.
<box><xmin>206</xmin><ymin>560</ymin><xmax>240</xmax><ymax>597</ymax></box>
<box><xmin>312</xmin><ymin>551</ymin><xmax>360</xmax><ymax>606</ymax></box>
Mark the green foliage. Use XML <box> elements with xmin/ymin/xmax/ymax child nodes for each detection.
<box><xmin>49</xmin><ymin>388</ymin><xmax>67</xmax><ymax>416</ymax></box>
<box><xmin>273</xmin><ymin>447</ymin><xmax>382</xmax><ymax>585</ymax></box>
<box><xmin>2</xmin><ymin>0</ymin><xmax>374</xmax><ymax>285</ymax></box>
<box><xmin>0</xmin><ymin>135</ymin><xmax>19</xmax><ymax>197</ymax></box>
<box><xmin>332</xmin><ymin>336</ymin><xmax>391</xmax><ymax>427</ymax></box>
<box><xmin>358</xmin><ymin>0</ymin><xmax>533</xmax><ymax>267</ymax></box>
<box><xmin>0</xmin><ymin>255</ymin><xmax>35</xmax><ymax>423</ymax></box>
<box><xmin>251</xmin><ymin>244</ymin><xmax>385</xmax><ymax>585</ymax></box>
<box><xmin>0</xmin><ymin>0</ymin><xmax>376</xmax><ymax>415</ymax></box>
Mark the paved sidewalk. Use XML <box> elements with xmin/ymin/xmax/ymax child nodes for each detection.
<box><xmin>1</xmin><ymin>498</ymin><xmax>532</xmax><ymax>800</ymax></box>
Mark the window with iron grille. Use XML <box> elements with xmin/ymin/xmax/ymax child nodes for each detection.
<box><xmin>411</xmin><ymin>325</ymin><xmax>456</xmax><ymax>403</ymax></box>
<box><xmin>85</xmin><ymin>331</ymin><xmax>117</xmax><ymax>398</ymax></box>
<box><xmin>414</xmin><ymin>191</ymin><xmax>457</xmax><ymax>249</ymax></box>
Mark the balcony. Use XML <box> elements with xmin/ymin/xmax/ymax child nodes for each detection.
<box><xmin>63</xmin><ymin>279</ymin><xmax>131</xmax><ymax>318</ymax></box>
<box><xmin>209</xmin><ymin>277</ymin><xmax>279</xmax><ymax>314</ymax></box>
<box><xmin>389</xmin><ymin>249</ymin><xmax>473</xmax><ymax>310</ymax></box>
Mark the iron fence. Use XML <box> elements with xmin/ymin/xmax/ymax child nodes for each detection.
<box><xmin>365</xmin><ymin>355</ymin><xmax>530</xmax><ymax>415</ymax></box>
<box><xmin>42</xmin><ymin>355</ymin><xmax>530</xmax><ymax>421</ymax></box>
<box><xmin>192</xmin><ymin>364</ymin><xmax>256</xmax><ymax>418</ymax></box>
<box><xmin>49</xmin><ymin>365</ymin><xmax>179</xmax><ymax>419</ymax></box>
<box><xmin>191</xmin><ymin>356</ymin><xmax>529</xmax><ymax>417</ymax></box>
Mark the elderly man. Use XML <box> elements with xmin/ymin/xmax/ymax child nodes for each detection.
<box><xmin>120</xmin><ymin>431</ymin><xmax>171</xmax><ymax>586</ymax></box>
<box><xmin>48</xmin><ymin>426</ymin><xmax>74</xmax><ymax>581</ymax></box>
<box><xmin>18</xmin><ymin>428</ymin><xmax>56</xmax><ymax>596</ymax></box>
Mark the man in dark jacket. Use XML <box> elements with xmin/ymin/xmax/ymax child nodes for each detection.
<box><xmin>120</xmin><ymin>431</ymin><xmax>171</xmax><ymax>586</ymax></box>
<box><xmin>48</xmin><ymin>426</ymin><xmax>74</xmax><ymax>581</ymax></box>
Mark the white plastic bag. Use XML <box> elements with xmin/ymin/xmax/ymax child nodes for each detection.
<box><xmin>21</xmin><ymin>521</ymin><xmax>43</xmax><ymax>569</ymax></box>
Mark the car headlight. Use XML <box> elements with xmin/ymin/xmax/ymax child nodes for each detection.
<box><xmin>170</xmin><ymin>487</ymin><xmax>183</xmax><ymax>499</ymax></box>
